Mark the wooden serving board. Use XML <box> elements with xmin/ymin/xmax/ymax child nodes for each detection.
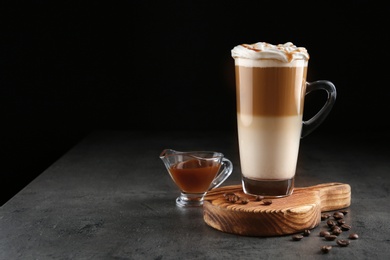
<box><xmin>203</xmin><ymin>183</ymin><xmax>351</xmax><ymax>237</ymax></box>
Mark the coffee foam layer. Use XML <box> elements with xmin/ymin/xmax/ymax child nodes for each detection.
<box><xmin>232</xmin><ymin>42</ymin><xmax>309</xmax><ymax>66</ymax></box>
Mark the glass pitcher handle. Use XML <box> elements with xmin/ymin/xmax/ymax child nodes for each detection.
<box><xmin>301</xmin><ymin>80</ymin><xmax>337</xmax><ymax>138</ymax></box>
<box><xmin>209</xmin><ymin>158</ymin><xmax>233</xmax><ymax>190</ymax></box>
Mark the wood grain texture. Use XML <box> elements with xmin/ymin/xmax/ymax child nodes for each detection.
<box><xmin>203</xmin><ymin>183</ymin><xmax>351</xmax><ymax>237</ymax></box>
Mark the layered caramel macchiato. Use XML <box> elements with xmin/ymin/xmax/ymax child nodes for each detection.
<box><xmin>232</xmin><ymin>42</ymin><xmax>310</xmax><ymax>197</ymax></box>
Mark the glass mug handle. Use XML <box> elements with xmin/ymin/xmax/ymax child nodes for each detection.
<box><xmin>301</xmin><ymin>80</ymin><xmax>337</xmax><ymax>138</ymax></box>
<box><xmin>209</xmin><ymin>158</ymin><xmax>233</xmax><ymax>190</ymax></box>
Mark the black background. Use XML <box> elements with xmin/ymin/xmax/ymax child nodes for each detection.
<box><xmin>1</xmin><ymin>1</ymin><xmax>389</xmax><ymax>205</ymax></box>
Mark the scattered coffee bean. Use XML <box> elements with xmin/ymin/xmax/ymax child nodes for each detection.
<box><xmin>331</xmin><ymin>225</ymin><xmax>341</xmax><ymax>231</ymax></box>
<box><xmin>321</xmin><ymin>245</ymin><xmax>332</xmax><ymax>253</ymax></box>
<box><xmin>348</xmin><ymin>233</ymin><xmax>359</xmax><ymax>239</ymax></box>
<box><xmin>324</xmin><ymin>234</ymin><xmax>337</xmax><ymax>241</ymax></box>
<box><xmin>327</xmin><ymin>220</ymin><xmax>337</xmax><ymax>228</ymax></box>
<box><xmin>321</xmin><ymin>213</ymin><xmax>331</xmax><ymax>220</ymax></box>
<box><xmin>337</xmin><ymin>219</ymin><xmax>346</xmax><ymax>225</ymax></box>
<box><xmin>225</xmin><ymin>193</ymin><xmax>240</xmax><ymax>203</ymax></box>
<box><xmin>337</xmin><ymin>239</ymin><xmax>350</xmax><ymax>247</ymax></box>
<box><xmin>241</xmin><ymin>198</ymin><xmax>249</xmax><ymax>204</ymax></box>
<box><xmin>292</xmin><ymin>234</ymin><xmax>304</xmax><ymax>241</ymax></box>
<box><xmin>340</xmin><ymin>210</ymin><xmax>349</xmax><ymax>215</ymax></box>
<box><xmin>319</xmin><ymin>230</ymin><xmax>330</xmax><ymax>237</ymax></box>
<box><xmin>332</xmin><ymin>228</ymin><xmax>343</xmax><ymax>236</ymax></box>
<box><xmin>333</xmin><ymin>211</ymin><xmax>344</xmax><ymax>220</ymax></box>
<box><xmin>263</xmin><ymin>199</ymin><xmax>272</xmax><ymax>205</ymax></box>
<box><xmin>341</xmin><ymin>224</ymin><xmax>352</xmax><ymax>231</ymax></box>
<box><xmin>224</xmin><ymin>192</ymin><xmax>235</xmax><ymax>197</ymax></box>
<box><xmin>303</xmin><ymin>229</ymin><xmax>311</xmax><ymax>236</ymax></box>
<box><xmin>230</xmin><ymin>196</ymin><xmax>239</xmax><ymax>203</ymax></box>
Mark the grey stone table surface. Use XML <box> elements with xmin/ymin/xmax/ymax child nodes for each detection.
<box><xmin>1</xmin><ymin>130</ymin><xmax>389</xmax><ymax>260</ymax></box>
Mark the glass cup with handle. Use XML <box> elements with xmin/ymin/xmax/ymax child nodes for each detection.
<box><xmin>232</xmin><ymin>42</ymin><xmax>336</xmax><ymax>198</ymax></box>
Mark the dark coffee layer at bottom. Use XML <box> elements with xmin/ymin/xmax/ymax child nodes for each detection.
<box><xmin>242</xmin><ymin>176</ymin><xmax>294</xmax><ymax>198</ymax></box>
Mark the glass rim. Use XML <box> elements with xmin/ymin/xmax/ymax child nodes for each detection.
<box><xmin>160</xmin><ymin>149</ymin><xmax>224</xmax><ymax>160</ymax></box>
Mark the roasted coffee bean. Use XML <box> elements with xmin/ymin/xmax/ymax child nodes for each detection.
<box><xmin>224</xmin><ymin>192</ymin><xmax>235</xmax><ymax>198</ymax></box>
<box><xmin>241</xmin><ymin>198</ymin><xmax>249</xmax><ymax>204</ymax></box>
<box><xmin>321</xmin><ymin>245</ymin><xmax>332</xmax><ymax>253</ymax></box>
<box><xmin>229</xmin><ymin>196</ymin><xmax>239</xmax><ymax>203</ymax></box>
<box><xmin>337</xmin><ymin>239</ymin><xmax>350</xmax><ymax>247</ymax></box>
<box><xmin>327</xmin><ymin>220</ymin><xmax>337</xmax><ymax>228</ymax></box>
<box><xmin>226</xmin><ymin>194</ymin><xmax>239</xmax><ymax>203</ymax></box>
<box><xmin>324</xmin><ymin>234</ymin><xmax>337</xmax><ymax>241</ymax></box>
<box><xmin>319</xmin><ymin>230</ymin><xmax>331</xmax><ymax>237</ymax></box>
<box><xmin>333</xmin><ymin>212</ymin><xmax>344</xmax><ymax>220</ymax></box>
<box><xmin>263</xmin><ymin>199</ymin><xmax>272</xmax><ymax>205</ymax></box>
<box><xmin>331</xmin><ymin>225</ymin><xmax>341</xmax><ymax>231</ymax></box>
<box><xmin>292</xmin><ymin>234</ymin><xmax>304</xmax><ymax>241</ymax></box>
<box><xmin>340</xmin><ymin>210</ymin><xmax>349</xmax><ymax>215</ymax></box>
<box><xmin>348</xmin><ymin>233</ymin><xmax>359</xmax><ymax>239</ymax></box>
<box><xmin>341</xmin><ymin>224</ymin><xmax>352</xmax><ymax>231</ymax></box>
<box><xmin>303</xmin><ymin>229</ymin><xmax>311</xmax><ymax>236</ymax></box>
<box><xmin>332</xmin><ymin>228</ymin><xmax>343</xmax><ymax>236</ymax></box>
<box><xmin>321</xmin><ymin>213</ymin><xmax>331</xmax><ymax>220</ymax></box>
<box><xmin>332</xmin><ymin>229</ymin><xmax>343</xmax><ymax>236</ymax></box>
<box><xmin>337</xmin><ymin>219</ymin><xmax>346</xmax><ymax>225</ymax></box>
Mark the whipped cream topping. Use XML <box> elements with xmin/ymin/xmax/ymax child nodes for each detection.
<box><xmin>231</xmin><ymin>42</ymin><xmax>309</xmax><ymax>63</ymax></box>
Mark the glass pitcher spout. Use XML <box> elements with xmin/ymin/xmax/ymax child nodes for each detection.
<box><xmin>159</xmin><ymin>149</ymin><xmax>179</xmax><ymax>169</ymax></box>
<box><xmin>159</xmin><ymin>149</ymin><xmax>176</xmax><ymax>159</ymax></box>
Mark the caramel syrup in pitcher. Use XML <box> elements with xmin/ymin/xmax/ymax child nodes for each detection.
<box><xmin>169</xmin><ymin>159</ymin><xmax>221</xmax><ymax>193</ymax></box>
